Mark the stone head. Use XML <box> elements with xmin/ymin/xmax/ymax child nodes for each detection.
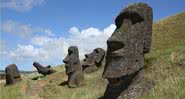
<box><xmin>63</xmin><ymin>46</ymin><xmax>81</xmax><ymax>74</ymax></box>
<box><xmin>83</xmin><ymin>48</ymin><xmax>105</xmax><ymax>68</ymax></box>
<box><xmin>103</xmin><ymin>2</ymin><xmax>153</xmax><ymax>79</ymax></box>
<box><xmin>5</xmin><ymin>64</ymin><xmax>21</xmax><ymax>85</ymax></box>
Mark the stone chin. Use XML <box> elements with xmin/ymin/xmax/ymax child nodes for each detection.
<box><xmin>82</xmin><ymin>58</ymin><xmax>95</xmax><ymax>67</ymax></box>
<box><xmin>82</xmin><ymin>63</ymin><xmax>94</xmax><ymax>69</ymax></box>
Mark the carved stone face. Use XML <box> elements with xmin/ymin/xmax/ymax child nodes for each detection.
<box><xmin>83</xmin><ymin>48</ymin><xmax>105</xmax><ymax>68</ymax></box>
<box><xmin>103</xmin><ymin>2</ymin><xmax>152</xmax><ymax>79</ymax></box>
<box><xmin>103</xmin><ymin>18</ymin><xmax>146</xmax><ymax>79</ymax></box>
<box><xmin>102</xmin><ymin>3</ymin><xmax>153</xmax><ymax>99</ymax></box>
<box><xmin>63</xmin><ymin>46</ymin><xmax>82</xmax><ymax>74</ymax></box>
<box><xmin>5</xmin><ymin>64</ymin><xmax>21</xmax><ymax>85</ymax></box>
<box><xmin>33</xmin><ymin>62</ymin><xmax>56</xmax><ymax>75</ymax></box>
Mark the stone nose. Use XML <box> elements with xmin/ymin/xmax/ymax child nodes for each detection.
<box><xmin>85</xmin><ymin>54</ymin><xmax>90</xmax><ymax>58</ymax></box>
<box><xmin>107</xmin><ymin>40</ymin><xmax>125</xmax><ymax>52</ymax></box>
<box><xmin>63</xmin><ymin>57</ymin><xmax>69</xmax><ymax>63</ymax></box>
<box><xmin>33</xmin><ymin>62</ymin><xmax>41</xmax><ymax>67</ymax></box>
<box><xmin>107</xmin><ymin>30</ymin><xmax>123</xmax><ymax>44</ymax></box>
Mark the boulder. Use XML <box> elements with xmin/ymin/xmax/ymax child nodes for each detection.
<box><xmin>5</xmin><ymin>64</ymin><xmax>21</xmax><ymax>85</ymax></box>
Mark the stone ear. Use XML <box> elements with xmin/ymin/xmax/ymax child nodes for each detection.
<box><xmin>143</xmin><ymin>12</ymin><xmax>153</xmax><ymax>54</ymax></box>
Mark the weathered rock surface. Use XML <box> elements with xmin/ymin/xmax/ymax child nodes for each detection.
<box><xmin>102</xmin><ymin>3</ymin><xmax>154</xmax><ymax>99</ymax></box>
<box><xmin>33</xmin><ymin>62</ymin><xmax>56</xmax><ymax>75</ymax></box>
<box><xmin>63</xmin><ymin>46</ymin><xmax>84</xmax><ymax>88</ymax></box>
<box><xmin>5</xmin><ymin>64</ymin><xmax>21</xmax><ymax>85</ymax></box>
<box><xmin>82</xmin><ymin>48</ymin><xmax>105</xmax><ymax>73</ymax></box>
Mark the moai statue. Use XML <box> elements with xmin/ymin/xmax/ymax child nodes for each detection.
<box><xmin>102</xmin><ymin>3</ymin><xmax>154</xmax><ymax>99</ymax></box>
<box><xmin>5</xmin><ymin>64</ymin><xmax>22</xmax><ymax>85</ymax></box>
<box><xmin>33</xmin><ymin>62</ymin><xmax>56</xmax><ymax>75</ymax></box>
<box><xmin>82</xmin><ymin>48</ymin><xmax>105</xmax><ymax>73</ymax></box>
<box><xmin>63</xmin><ymin>46</ymin><xmax>84</xmax><ymax>88</ymax></box>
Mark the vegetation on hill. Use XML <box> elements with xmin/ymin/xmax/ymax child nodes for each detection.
<box><xmin>141</xmin><ymin>11</ymin><xmax>185</xmax><ymax>99</ymax></box>
<box><xmin>0</xmin><ymin>12</ymin><xmax>185</xmax><ymax>99</ymax></box>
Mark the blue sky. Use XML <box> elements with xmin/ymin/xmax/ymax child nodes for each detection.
<box><xmin>1</xmin><ymin>0</ymin><xmax>185</xmax><ymax>71</ymax></box>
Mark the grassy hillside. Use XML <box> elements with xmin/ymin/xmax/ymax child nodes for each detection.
<box><xmin>152</xmin><ymin>12</ymin><xmax>185</xmax><ymax>50</ymax></box>
<box><xmin>141</xmin><ymin>11</ymin><xmax>185</xmax><ymax>99</ymax></box>
<box><xmin>0</xmin><ymin>12</ymin><xmax>185</xmax><ymax>99</ymax></box>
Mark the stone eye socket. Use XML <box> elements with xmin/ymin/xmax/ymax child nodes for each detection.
<box><xmin>95</xmin><ymin>49</ymin><xmax>99</xmax><ymax>53</ymax></box>
<box><xmin>85</xmin><ymin>54</ymin><xmax>88</xmax><ymax>58</ymax></box>
<box><xmin>107</xmin><ymin>40</ymin><xmax>125</xmax><ymax>52</ymax></box>
<box><xmin>68</xmin><ymin>50</ymin><xmax>73</xmax><ymax>55</ymax></box>
<box><xmin>83</xmin><ymin>59</ymin><xmax>87</xmax><ymax>62</ymax></box>
<box><xmin>116</xmin><ymin>11</ymin><xmax>144</xmax><ymax>28</ymax></box>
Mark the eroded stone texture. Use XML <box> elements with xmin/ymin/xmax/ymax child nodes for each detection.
<box><xmin>5</xmin><ymin>64</ymin><xmax>21</xmax><ymax>85</ymax></box>
<box><xmin>102</xmin><ymin>3</ymin><xmax>153</xmax><ymax>99</ymax></box>
<box><xmin>63</xmin><ymin>46</ymin><xmax>84</xmax><ymax>88</ymax></box>
<box><xmin>82</xmin><ymin>48</ymin><xmax>105</xmax><ymax>73</ymax></box>
<box><xmin>33</xmin><ymin>62</ymin><xmax>56</xmax><ymax>75</ymax></box>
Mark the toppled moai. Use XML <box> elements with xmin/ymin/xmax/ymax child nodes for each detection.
<box><xmin>82</xmin><ymin>48</ymin><xmax>105</xmax><ymax>73</ymax></box>
<box><xmin>33</xmin><ymin>62</ymin><xmax>56</xmax><ymax>75</ymax></box>
<box><xmin>102</xmin><ymin>3</ymin><xmax>154</xmax><ymax>99</ymax></box>
<box><xmin>5</xmin><ymin>64</ymin><xmax>22</xmax><ymax>85</ymax></box>
<box><xmin>63</xmin><ymin>46</ymin><xmax>84</xmax><ymax>88</ymax></box>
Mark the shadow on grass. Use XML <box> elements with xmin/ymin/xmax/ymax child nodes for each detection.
<box><xmin>98</xmin><ymin>96</ymin><xmax>104</xmax><ymax>99</ymax></box>
<box><xmin>32</xmin><ymin>75</ymin><xmax>46</xmax><ymax>80</ymax></box>
<box><xmin>58</xmin><ymin>81</ymin><xmax>68</xmax><ymax>86</ymax></box>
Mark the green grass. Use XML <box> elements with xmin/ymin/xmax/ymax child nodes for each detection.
<box><xmin>39</xmin><ymin>68</ymin><xmax>107</xmax><ymax>99</ymax></box>
<box><xmin>140</xmin><ymin>12</ymin><xmax>185</xmax><ymax>99</ymax></box>
<box><xmin>151</xmin><ymin>12</ymin><xmax>185</xmax><ymax>50</ymax></box>
<box><xmin>0</xmin><ymin>78</ymin><xmax>29</xmax><ymax>99</ymax></box>
<box><xmin>0</xmin><ymin>12</ymin><xmax>185</xmax><ymax>99</ymax></box>
<box><xmin>141</xmin><ymin>46</ymin><xmax>185</xmax><ymax>99</ymax></box>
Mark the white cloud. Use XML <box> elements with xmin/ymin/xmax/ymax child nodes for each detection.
<box><xmin>5</xmin><ymin>36</ymin><xmax>66</xmax><ymax>63</ymax></box>
<box><xmin>69</xmin><ymin>27</ymin><xmax>80</xmax><ymax>35</ymax></box>
<box><xmin>65</xmin><ymin>24</ymin><xmax>116</xmax><ymax>59</ymax></box>
<box><xmin>1</xmin><ymin>0</ymin><xmax>45</xmax><ymax>12</ymax></box>
<box><xmin>31</xmin><ymin>36</ymin><xmax>53</xmax><ymax>46</ymax></box>
<box><xmin>1</xmin><ymin>20</ymin><xmax>33</xmax><ymax>38</ymax></box>
<box><xmin>9</xmin><ymin>44</ymin><xmax>39</xmax><ymax>59</ymax></box>
<box><xmin>0</xmin><ymin>40</ymin><xmax>9</xmax><ymax>58</ymax></box>
<box><xmin>2</xmin><ymin>24</ymin><xmax>116</xmax><ymax>68</ymax></box>
<box><xmin>103</xmin><ymin>24</ymin><xmax>117</xmax><ymax>37</ymax></box>
<box><xmin>81</xmin><ymin>28</ymin><xmax>102</xmax><ymax>38</ymax></box>
<box><xmin>43</xmin><ymin>29</ymin><xmax>54</xmax><ymax>37</ymax></box>
<box><xmin>0</xmin><ymin>40</ymin><xmax>7</xmax><ymax>52</ymax></box>
<box><xmin>0</xmin><ymin>20</ymin><xmax>54</xmax><ymax>38</ymax></box>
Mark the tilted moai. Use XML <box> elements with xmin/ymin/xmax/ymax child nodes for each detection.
<box><xmin>33</xmin><ymin>62</ymin><xmax>56</xmax><ymax>75</ymax></box>
<box><xmin>5</xmin><ymin>64</ymin><xmax>22</xmax><ymax>85</ymax></box>
<box><xmin>63</xmin><ymin>46</ymin><xmax>84</xmax><ymax>88</ymax></box>
<box><xmin>82</xmin><ymin>48</ymin><xmax>105</xmax><ymax>73</ymax></box>
<box><xmin>102</xmin><ymin>3</ymin><xmax>153</xmax><ymax>99</ymax></box>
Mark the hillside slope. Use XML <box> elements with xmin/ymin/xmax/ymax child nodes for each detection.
<box><xmin>152</xmin><ymin>12</ymin><xmax>185</xmax><ymax>50</ymax></box>
<box><xmin>142</xmin><ymin>11</ymin><xmax>185</xmax><ymax>99</ymax></box>
<box><xmin>0</xmin><ymin>12</ymin><xmax>185</xmax><ymax>99</ymax></box>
